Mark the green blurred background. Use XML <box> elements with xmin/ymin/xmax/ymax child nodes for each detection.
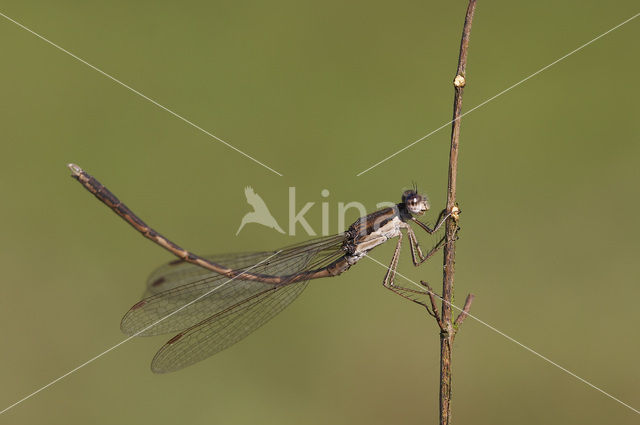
<box><xmin>1</xmin><ymin>1</ymin><xmax>638</xmax><ymax>424</ymax></box>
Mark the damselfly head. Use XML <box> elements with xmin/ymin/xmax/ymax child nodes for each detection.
<box><xmin>402</xmin><ymin>190</ymin><xmax>429</xmax><ymax>216</ymax></box>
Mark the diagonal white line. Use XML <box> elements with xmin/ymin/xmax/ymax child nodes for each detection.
<box><xmin>0</xmin><ymin>250</ymin><xmax>283</xmax><ymax>415</ymax></box>
<box><xmin>0</xmin><ymin>11</ymin><xmax>283</xmax><ymax>177</ymax></box>
<box><xmin>364</xmin><ymin>254</ymin><xmax>640</xmax><ymax>415</ymax></box>
<box><xmin>356</xmin><ymin>11</ymin><xmax>640</xmax><ymax>177</ymax></box>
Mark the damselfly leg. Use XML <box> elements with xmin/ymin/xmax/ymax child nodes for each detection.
<box><xmin>407</xmin><ymin>211</ymin><xmax>450</xmax><ymax>266</ymax></box>
<box><xmin>381</xmin><ymin>211</ymin><xmax>458</xmax><ymax>309</ymax></box>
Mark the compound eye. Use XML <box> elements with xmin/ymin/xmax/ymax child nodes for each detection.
<box><xmin>407</xmin><ymin>198</ymin><xmax>421</xmax><ymax>212</ymax></box>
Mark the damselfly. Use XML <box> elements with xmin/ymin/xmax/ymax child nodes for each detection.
<box><xmin>68</xmin><ymin>164</ymin><xmax>457</xmax><ymax>373</ymax></box>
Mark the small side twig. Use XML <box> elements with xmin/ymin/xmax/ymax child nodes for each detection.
<box><xmin>453</xmin><ymin>293</ymin><xmax>475</xmax><ymax>331</ymax></box>
<box><xmin>421</xmin><ymin>281</ymin><xmax>444</xmax><ymax>330</ymax></box>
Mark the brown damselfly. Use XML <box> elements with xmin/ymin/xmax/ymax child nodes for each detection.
<box><xmin>68</xmin><ymin>164</ymin><xmax>455</xmax><ymax>373</ymax></box>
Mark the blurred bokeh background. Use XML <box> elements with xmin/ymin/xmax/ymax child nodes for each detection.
<box><xmin>1</xmin><ymin>1</ymin><xmax>638</xmax><ymax>424</ymax></box>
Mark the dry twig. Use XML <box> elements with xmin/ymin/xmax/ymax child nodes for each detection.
<box><xmin>435</xmin><ymin>2</ymin><xmax>477</xmax><ymax>424</ymax></box>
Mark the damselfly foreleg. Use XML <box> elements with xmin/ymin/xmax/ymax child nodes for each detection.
<box><xmin>406</xmin><ymin>226</ymin><xmax>447</xmax><ymax>266</ymax></box>
<box><xmin>411</xmin><ymin>208</ymin><xmax>450</xmax><ymax>234</ymax></box>
<box><xmin>407</xmin><ymin>208</ymin><xmax>460</xmax><ymax>266</ymax></box>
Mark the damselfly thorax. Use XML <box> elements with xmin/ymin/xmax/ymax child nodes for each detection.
<box><xmin>68</xmin><ymin>164</ymin><xmax>457</xmax><ymax>373</ymax></box>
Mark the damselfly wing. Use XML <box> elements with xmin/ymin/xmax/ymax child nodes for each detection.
<box><xmin>122</xmin><ymin>236</ymin><xmax>344</xmax><ymax>372</ymax></box>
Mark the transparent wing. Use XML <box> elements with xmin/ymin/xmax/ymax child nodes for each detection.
<box><xmin>143</xmin><ymin>252</ymin><xmax>277</xmax><ymax>297</ymax></box>
<box><xmin>121</xmin><ymin>234</ymin><xmax>346</xmax><ymax>337</ymax></box>
<box><xmin>151</xmin><ymin>280</ymin><xmax>307</xmax><ymax>373</ymax></box>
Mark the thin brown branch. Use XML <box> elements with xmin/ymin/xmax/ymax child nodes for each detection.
<box><xmin>438</xmin><ymin>2</ymin><xmax>477</xmax><ymax>425</ymax></box>
<box><xmin>421</xmin><ymin>281</ymin><xmax>444</xmax><ymax>330</ymax></box>
<box><xmin>453</xmin><ymin>293</ymin><xmax>475</xmax><ymax>331</ymax></box>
